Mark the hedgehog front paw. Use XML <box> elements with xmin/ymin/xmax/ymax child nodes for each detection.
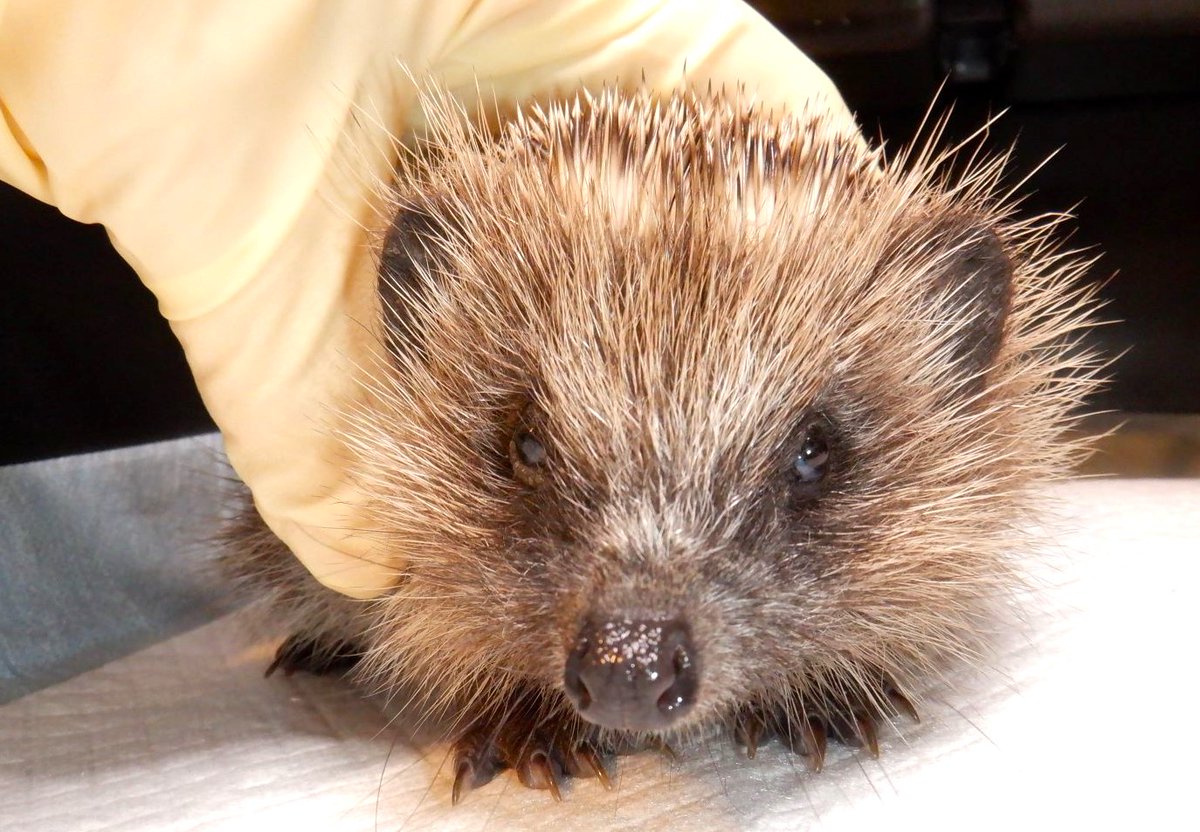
<box><xmin>733</xmin><ymin>677</ymin><xmax>919</xmax><ymax>770</ymax></box>
<box><xmin>450</xmin><ymin>689</ymin><xmax>613</xmax><ymax>803</ymax></box>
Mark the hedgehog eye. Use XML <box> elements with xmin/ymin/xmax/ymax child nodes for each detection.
<box><xmin>510</xmin><ymin>428</ymin><xmax>548</xmax><ymax>485</ymax></box>
<box><xmin>515</xmin><ymin>431</ymin><xmax>546</xmax><ymax>467</ymax></box>
<box><xmin>792</xmin><ymin>423</ymin><xmax>830</xmax><ymax>484</ymax></box>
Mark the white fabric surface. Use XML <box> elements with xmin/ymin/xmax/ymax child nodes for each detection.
<box><xmin>2</xmin><ymin>478</ymin><xmax>1197</xmax><ymax>831</ymax></box>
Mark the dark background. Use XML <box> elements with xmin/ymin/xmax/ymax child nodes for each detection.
<box><xmin>2</xmin><ymin>1</ymin><xmax>1198</xmax><ymax>465</ymax></box>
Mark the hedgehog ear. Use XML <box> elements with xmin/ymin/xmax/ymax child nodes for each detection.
<box><xmin>921</xmin><ymin>222</ymin><xmax>1013</xmax><ymax>393</ymax></box>
<box><xmin>378</xmin><ymin>206</ymin><xmax>443</xmax><ymax>362</ymax></box>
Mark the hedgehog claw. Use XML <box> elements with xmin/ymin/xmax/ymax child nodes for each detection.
<box><xmin>735</xmin><ymin>720</ymin><xmax>762</xmax><ymax>760</ymax></box>
<box><xmin>451</xmin><ymin>760</ymin><xmax>476</xmax><ymax>806</ymax></box>
<box><xmin>757</xmin><ymin>670</ymin><xmax>913</xmax><ymax>768</ymax></box>
<box><xmin>887</xmin><ymin>687</ymin><xmax>921</xmax><ymax>723</ymax></box>
<box><xmin>448</xmin><ymin>691</ymin><xmax>611</xmax><ymax>803</ymax></box>
<box><xmin>516</xmin><ymin>750</ymin><xmax>563</xmax><ymax>800</ymax></box>
<box><xmin>735</xmin><ymin>708</ymin><xmax>775</xmax><ymax>759</ymax></box>
<box><xmin>450</xmin><ymin>729</ymin><xmax>506</xmax><ymax>805</ymax></box>
<box><xmin>451</xmin><ymin>762</ymin><xmax>468</xmax><ymax>806</ymax></box>
<box><xmin>800</xmin><ymin>718</ymin><xmax>828</xmax><ymax>771</ymax></box>
<box><xmin>779</xmin><ymin>717</ymin><xmax>827</xmax><ymax>772</ymax></box>
<box><xmin>649</xmin><ymin>736</ymin><xmax>679</xmax><ymax>761</ymax></box>
<box><xmin>855</xmin><ymin>712</ymin><xmax>881</xmax><ymax>758</ymax></box>
<box><xmin>580</xmin><ymin>746</ymin><xmax>614</xmax><ymax>790</ymax></box>
<box><xmin>562</xmin><ymin>744</ymin><xmax>613</xmax><ymax>790</ymax></box>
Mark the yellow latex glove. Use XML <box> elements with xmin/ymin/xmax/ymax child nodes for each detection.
<box><xmin>0</xmin><ymin>0</ymin><xmax>859</xmax><ymax>598</ymax></box>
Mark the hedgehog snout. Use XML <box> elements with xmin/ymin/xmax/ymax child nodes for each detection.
<box><xmin>562</xmin><ymin>615</ymin><xmax>699</xmax><ymax>731</ymax></box>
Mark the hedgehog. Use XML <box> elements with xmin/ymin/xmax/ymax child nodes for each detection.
<box><xmin>219</xmin><ymin>84</ymin><xmax>1104</xmax><ymax>803</ymax></box>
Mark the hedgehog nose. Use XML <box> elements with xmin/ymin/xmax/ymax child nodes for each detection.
<box><xmin>563</xmin><ymin>616</ymin><xmax>698</xmax><ymax>731</ymax></box>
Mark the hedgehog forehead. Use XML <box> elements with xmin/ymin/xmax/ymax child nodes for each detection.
<box><xmin>522</xmin><ymin>253</ymin><xmax>843</xmax><ymax>469</ymax></box>
<box><xmin>472</xmin><ymin>187</ymin><xmax>889</xmax><ymax>458</ymax></box>
<box><xmin>406</xmin><ymin>91</ymin><xmax>930</xmax><ymax>456</ymax></box>
<box><xmin>513</xmin><ymin>202</ymin><xmax>880</xmax><ymax>440</ymax></box>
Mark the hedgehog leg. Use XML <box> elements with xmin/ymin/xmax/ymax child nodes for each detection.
<box><xmin>740</xmin><ymin>675</ymin><xmax>919</xmax><ymax>768</ymax></box>
<box><xmin>793</xmin><ymin>676</ymin><xmax>919</xmax><ymax>764</ymax></box>
<box><xmin>450</xmin><ymin>689</ymin><xmax>613</xmax><ymax>804</ymax></box>
<box><xmin>264</xmin><ymin>633</ymin><xmax>363</xmax><ymax>678</ymax></box>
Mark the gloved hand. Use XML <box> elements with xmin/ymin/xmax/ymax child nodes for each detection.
<box><xmin>0</xmin><ymin>0</ymin><xmax>858</xmax><ymax>598</ymax></box>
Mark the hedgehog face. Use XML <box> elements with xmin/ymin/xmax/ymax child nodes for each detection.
<box><xmin>356</xmin><ymin>89</ymin><xmax>1098</xmax><ymax>736</ymax></box>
